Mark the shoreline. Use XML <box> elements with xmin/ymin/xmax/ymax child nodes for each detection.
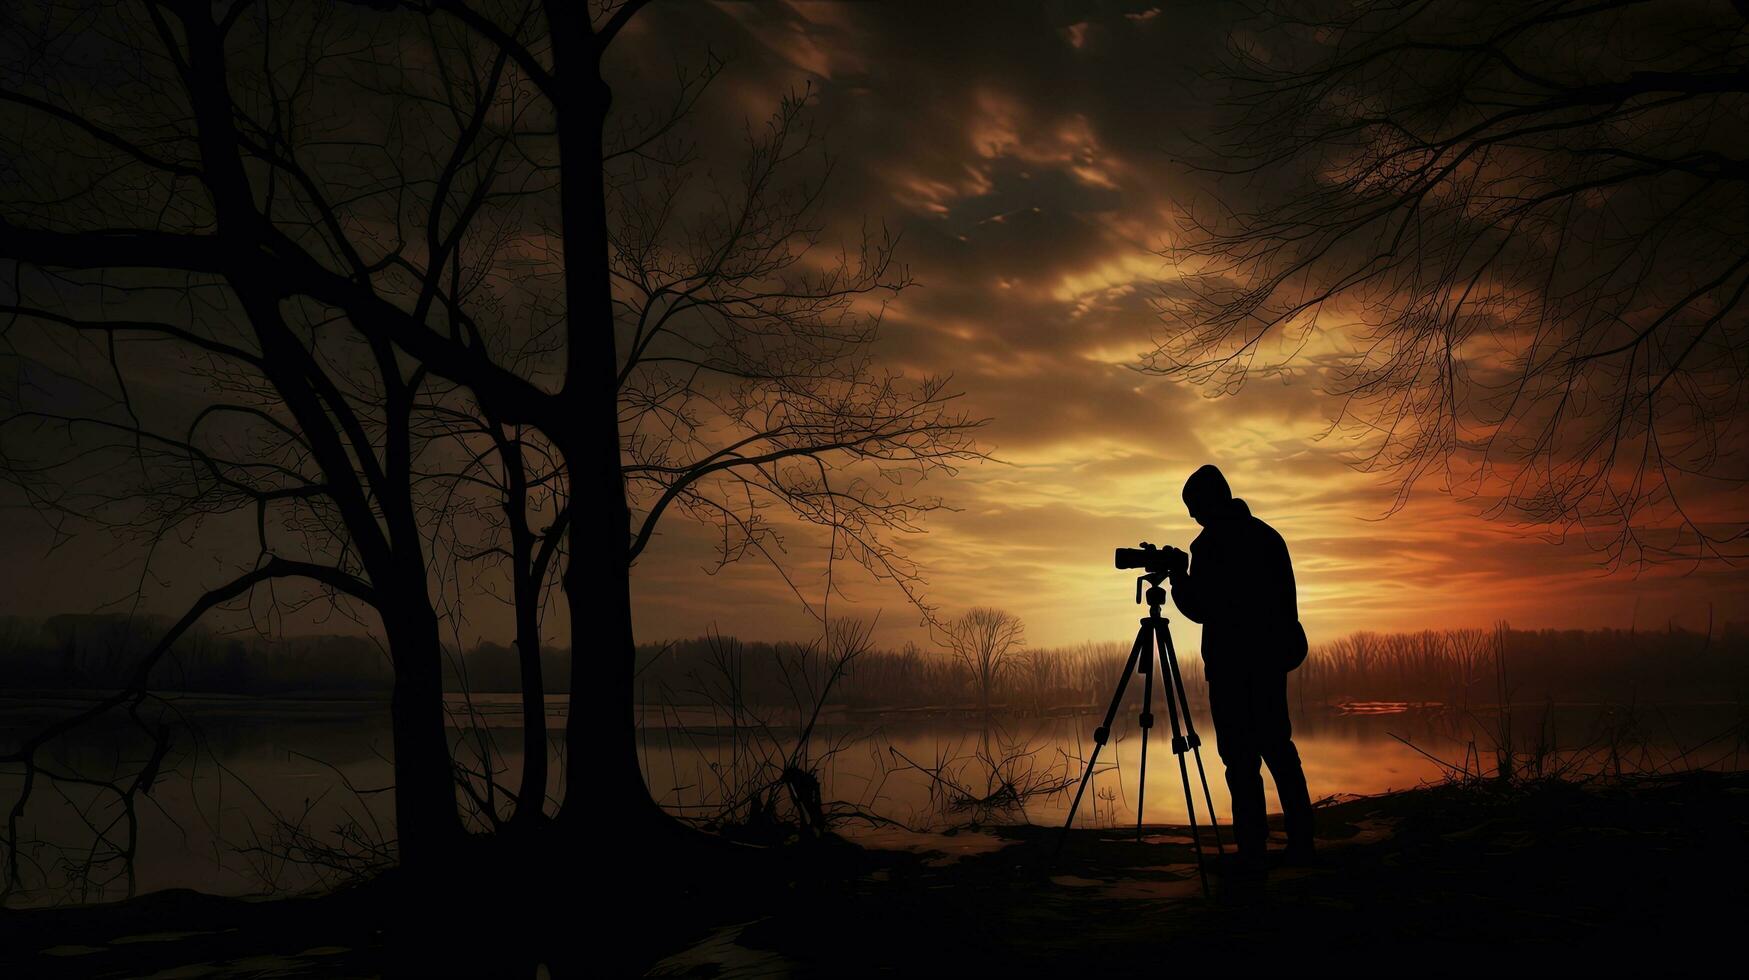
<box><xmin>4</xmin><ymin>769</ymin><xmax>1746</xmax><ymax>977</ymax></box>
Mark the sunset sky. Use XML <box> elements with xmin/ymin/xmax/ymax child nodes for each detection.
<box><xmin>604</xmin><ymin>1</ymin><xmax>1749</xmax><ymax>652</ymax></box>
<box><xmin>1</xmin><ymin>0</ymin><xmax>1744</xmax><ymax>656</ymax></box>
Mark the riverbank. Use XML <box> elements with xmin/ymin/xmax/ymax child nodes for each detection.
<box><xmin>651</xmin><ymin>768</ymin><xmax>1749</xmax><ymax>976</ymax></box>
<box><xmin>4</xmin><ymin>769</ymin><xmax>1746</xmax><ymax>977</ymax></box>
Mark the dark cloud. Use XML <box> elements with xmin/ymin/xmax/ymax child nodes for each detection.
<box><xmin>6</xmin><ymin>3</ymin><xmax>1738</xmax><ymax>654</ymax></box>
<box><xmin>598</xmin><ymin>1</ymin><xmax>1749</xmax><ymax>649</ymax></box>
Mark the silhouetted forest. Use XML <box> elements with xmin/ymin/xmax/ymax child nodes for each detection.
<box><xmin>634</xmin><ymin>624</ymin><xmax>1749</xmax><ymax>711</ymax></box>
<box><xmin>0</xmin><ymin>616</ymin><xmax>570</xmax><ymax>695</ymax></box>
<box><xmin>3</xmin><ymin>616</ymin><xmax>1743</xmax><ymax>709</ymax></box>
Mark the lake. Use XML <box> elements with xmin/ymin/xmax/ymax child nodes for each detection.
<box><xmin>0</xmin><ymin>692</ymin><xmax>1740</xmax><ymax>905</ymax></box>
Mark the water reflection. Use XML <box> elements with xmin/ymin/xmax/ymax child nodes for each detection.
<box><xmin>0</xmin><ymin>695</ymin><xmax>1738</xmax><ymax>904</ymax></box>
<box><xmin>641</xmin><ymin>707</ymin><xmax>1466</xmax><ymax>830</ymax></box>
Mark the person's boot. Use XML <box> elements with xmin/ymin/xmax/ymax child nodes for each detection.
<box><xmin>1282</xmin><ymin>838</ymin><xmax>1317</xmax><ymax>867</ymax></box>
<box><xmin>1217</xmin><ymin>846</ymin><xmax>1268</xmax><ymax>879</ymax></box>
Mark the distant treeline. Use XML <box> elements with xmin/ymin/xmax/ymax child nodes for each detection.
<box><xmin>632</xmin><ymin>636</ymin><xmax>1151</xmax><ymax>713</ymax></box>
<box><xmin>1296</xmin><ymin>625</ymin><xmax>1749</xmax><ymax>707</ymax></box>
<box><xmin>4</xmin><ymin>614</ymin><xmax>1744</xmax><ymax>707</ymax></box>
<box><xmin>632</xmin><ymin>624</ymin><xmax>1749</xmax><ymax>712</ymax></box>
<box><xmin>0</xmin><ymin>615</ymin><xmax>572</xmax><ymax>695</ymax></box>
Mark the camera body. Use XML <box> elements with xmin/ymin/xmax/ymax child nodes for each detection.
<box><xmin>1114</xmin><ymin>541</ymin><xmax>1189</xmax><ymax>578</ymax></box>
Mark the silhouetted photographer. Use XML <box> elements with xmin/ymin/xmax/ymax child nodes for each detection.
<box><xmin>1168</xmin><ymin>464</ymin><xmax>1314</xmax><ymax>873</ymax></box>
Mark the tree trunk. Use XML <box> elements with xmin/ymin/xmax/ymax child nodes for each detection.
<box><xmin>558</xmin><ymin>516</ymin><xmax>666</xmax><ymax>832</ymax></box>
<box><xmin>545</xmin><ymin>9</ymin><xmax>672</xmax><ymax>840</ymax></box>
<box><xmin>498</xmin><ymin>425</ymin><xmax>550</xmax><ymax>829</ymax></box>
<box><xmin>384</xmin><ymin>592</ymin><xmax>464</xmax><ymax>870</ymax></box>
<box><xmin>512</xmin><ymin>571</ymin><xmax>548</xmax><ymax>827</ymax></box>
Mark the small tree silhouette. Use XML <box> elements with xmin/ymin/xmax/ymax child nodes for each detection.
<box><xmin>945</xmin><ymin>607</ymin><xmax>1026</xmax><ymax>712</ymax></box>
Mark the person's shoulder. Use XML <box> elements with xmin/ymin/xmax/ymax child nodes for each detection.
<box><xmin>1249</xmin><ymin>513</ymin><xmax>1284</xmax><ymax>537</ymax></box>
<box><xmin>1189</xmin><ymin>523</ymin><xmax>1242</xmax><ymax>558</ymax></box>
<box><xmin>1248</xmin><ymin>515</ymin><xmax>1291</xmax><ymax>560</ymax></box>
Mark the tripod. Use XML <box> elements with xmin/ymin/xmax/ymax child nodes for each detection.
<box><xmin>1054</xmin><ymin>575</ymin><xmax>1224</xmax><ymax>894</ymax></box>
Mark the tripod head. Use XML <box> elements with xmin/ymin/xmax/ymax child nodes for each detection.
<box><xmin>1142</xmin><ymin>582</ymin><xmax>1167</xmax><ymax>609</ymax></box>
<box><xmin>1135</xmin><ymin>571</ymin><xmax>1167</xmax><ymax>606</ymax></box>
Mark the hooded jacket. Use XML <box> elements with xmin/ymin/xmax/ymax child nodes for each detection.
<box><xmin>1168</xmin><ymin>498</ymin><xmax>1300</xmax><ymax>677</ymax></box>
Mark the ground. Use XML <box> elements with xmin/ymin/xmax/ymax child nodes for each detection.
<box><xmin>4</xmin><ymin>770</ymin><xmax>1747</xmax><ymax>977</ymax></box>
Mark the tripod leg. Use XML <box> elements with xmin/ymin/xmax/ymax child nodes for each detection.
<box><xmin>1188</xmin><ymin>745</ymin><xmax>1224</xmax><ymax>855</ymax></box>
<box><xmin>1136</xmin><ymin>629</ymin><xmax>1155</xmax><ymax>842</ymax></box>
<box><xmin>1053</xmin><ymin>625</ymin><xmax>1146</xmax><ymax>862</ymax></box>
<box><xmin>1159</xmin><ymin>619</ymin><xmax>1226</xmax><ymax>856</ymax></box>
<box><xmin>1154</xmin><ymin>619</ymin><xmax>1210</xmax><ymax>896</ymax></box>
<box><xmin>1174</xmin><ymin>737</ymin><xmax>1209</xmax><ymax>896</ymax></box>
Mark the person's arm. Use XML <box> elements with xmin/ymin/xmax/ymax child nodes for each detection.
<box><xmin>1168</xmin><ymin>541</ymin><xmax>1211</xmax><ymax>623</ymax></box>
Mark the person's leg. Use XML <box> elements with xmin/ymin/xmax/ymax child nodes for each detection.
<box><xmin>1262</xmin><ymin>740</ymin><xmax>1313</xmax><ymax>855</ymax></box>
<box><xmin>1209</xmin><ymin>675</ymin><xmax>1266</xmax><ymax>859</ymax></box>
<box><xmin>1256</xmin><ymin>668</ymin><xmax>1314</xmax><ymax>856</ymax></box>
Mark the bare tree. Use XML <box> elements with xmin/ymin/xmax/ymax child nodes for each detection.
<box><xmin>0</xmin><ymin>0</ymin><xmax>559</xmax><ymax>883</ymax></box>
<box><xmin>1147</xmin><ymin>0</ymin><xmax>1749</xmax><ymax>567</ymax></box>
<box><xmin>614</xmin><ymin>85</ymin><xmax>980</xmax><ymax>621</ymax></box>
<box><xmin>0</xmin><ymin>0</ymin><xmax>987</xmax><ymax>892</ymax></box>
<box><xmin>437</xmin><ymin>1</ymin><xmax>991</xmax><ymax>842</ymax></box>
<box><xmin>945</xmin><ymin>607</ymin><xmax>1026</xmax><ymax>711</ymax></box>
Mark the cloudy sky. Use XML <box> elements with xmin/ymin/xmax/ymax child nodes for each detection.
<box><xmin>606</xmin><ymin>0</ymin><xmax>1749</xmax><ymax>652</ymax></box>
<box><xmin>0</xmin><ymin>1</ymin><xmax>1742</xmax><ymax>655</ymax></box>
